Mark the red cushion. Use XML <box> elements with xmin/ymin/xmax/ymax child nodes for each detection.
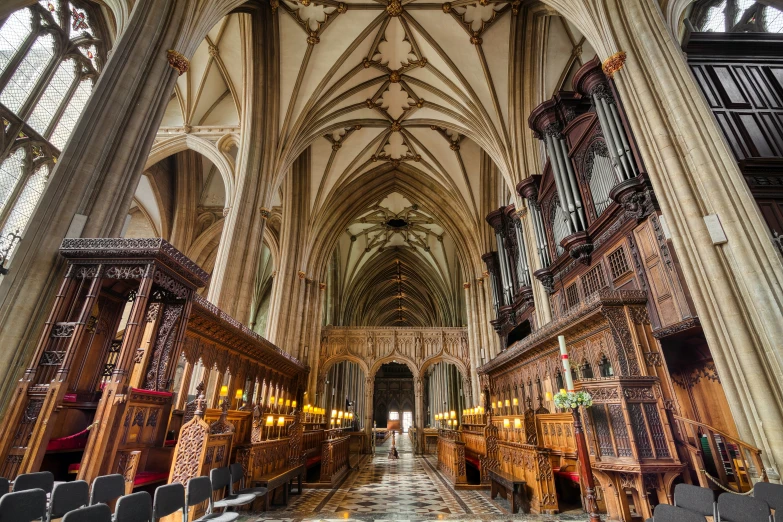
<box><xmin>306</xmin><ymin>456</ymin><xmax>321</xmax><ymax>468</ymax></box>
<box><xmin>46</xmin><ymin>428</ymin><xmax>90</xmax><ymax>452</ymax></box>
<box><xmin>164</xmin><ymin>439</ymin><xmax>177</xmax><ymax>447</ymax></box>
<box><xmin>68</xmin><ymin>463</ymin><xmax>81</xmax><ymax>473</ymax></box>
<box><xmin>555</xmin><ymin>470</ymin><xmax>580</xmax><ymax>483</ymax></box>
<box><xmin>133</xmin><ymin>471</ymin><xmax>168</xmax><ymax>487</ymax></box>
<box><xmin>465</xmin><ymin>456</ymin><xmax>481</xmax><ymax>468</ymax></box>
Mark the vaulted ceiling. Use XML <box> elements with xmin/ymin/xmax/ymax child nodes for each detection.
<box><xmin>330</xmin><ymin>193</ymin><xmax>462</xmax><ymax>327</ymax></box>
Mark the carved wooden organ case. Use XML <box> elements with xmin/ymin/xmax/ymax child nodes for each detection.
<box><xmin>477</xmin><ymin>57</ymin><xmax>709</xmax><ymax>521</ymax></box>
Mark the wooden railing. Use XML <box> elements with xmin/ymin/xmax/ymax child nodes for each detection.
<box><xmin>437</xmin><ymin>431</ymin><xmax>467</xmax><ymax>485</ymax></box>
<box><xmin>235</xmin><ymin>438</ymin><xmax>292</xmax><ymax>485</ymax></box>
<box><xmin>672</xmin><ymin>415</ymin><xmax>767</xmax><ymax>492</ymax></box>
<box><xmin>537</xmin><ymin>413</ymin><xmax>577</xmax><ymax>457</ymax></box>
<box><xmin>498</xmin><ymin>441</ymin><xmax>559</xmax><ymax>514</ymax></box>
<box><xmin>302</xmin><ymin>430</ymin><xmax>325</xmax><ymax>457</ymax></box>
<box><xmin>319</xmin><ymin>435</ymin><xmax>350</xmax><ymax>485</ymax></box>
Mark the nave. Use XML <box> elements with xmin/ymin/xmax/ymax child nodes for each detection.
<box><xmin>246</xmin><ymin>435</ymin><xmax>585</xmax><ymax>522</ymax></box>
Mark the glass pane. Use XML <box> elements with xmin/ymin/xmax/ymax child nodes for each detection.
<box><xmin>28</xmin><ymin>58</ymin><xmax>75</xmax><ymax>135</ymax></box>
<box><xmin>0</xmin><ymin>148</ymin><xmax>25</xmax><ymax>214</ymax></box>
<box><xmin>49</xmin><ymin>78</ymin><xmax>90</xmax><ymax>150</ymax></box>
<box><xmin>765</xmin><ymin>7</ymin><xmax>783</xmax><ymax>33</ymax></box>
<box><xmin>0</xmin><ymin>164</ymin><xmax>49</xmax><ymax>256</ymax></box>
<box><xmin>79</xmin><ymin>44</ymin><xmax>97</xmax><ymax>69</ymax></box>
<box><xmin>0</xmin><ymin>8</ymin><xmax>33</xmax><ymax>77</ymax></box>
<box><xmin>0</xmin><ymin>32</ymin><xmax>55</xmax><ymax>115</ymax></box>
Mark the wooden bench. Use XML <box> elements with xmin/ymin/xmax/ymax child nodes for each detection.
<box><xmin>255</xmin><ymin>463</ymin><xmax>305</xmax><ymax>510</ymax></box>
<box><xmin>488</xmin><ymin>468</ymin><xmax>529</xmax><ymax>514</ymax></box>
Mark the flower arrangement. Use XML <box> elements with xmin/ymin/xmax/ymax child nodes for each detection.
<box><xmin>553</xmin><ymin>390</ymin><xmax>593</xmax><ymax>410</ymax></box>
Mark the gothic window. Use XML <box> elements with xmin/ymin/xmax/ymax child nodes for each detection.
<box><xmin>0</xmin><ymin>1</ymin><xmax>104</xmax><ymax>261</ymax></box>
<box><xmin>581</xmin><ymin>360</ymin><xmax>594</xmax><ymax>379</ymax></box>
<box><xmin>693</xmin><ymin>0</ymin><xmax>783</xmax><ymax>33</ymax></box>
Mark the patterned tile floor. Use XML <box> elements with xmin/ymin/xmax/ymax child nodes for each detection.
<box><xmin>241</xmin><ymin>434</ymin><xmax>589</xmax><ymax>522</ymax></box>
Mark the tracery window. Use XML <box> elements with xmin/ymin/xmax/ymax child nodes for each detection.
<box><xmin>0</xmin><ymin>1</ymin><xmax>104</xmax><ymax>261</ymax></box>
<box><xmin>693</xmin><ymin>0</ymin><xmax>783</xmax><ymax>33</ymax></box>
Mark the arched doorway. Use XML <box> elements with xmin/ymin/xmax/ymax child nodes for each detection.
<box><xmin>373</xmin><ymin>362</ymin><xmax>415</xmax><ymax>433</ymax></box>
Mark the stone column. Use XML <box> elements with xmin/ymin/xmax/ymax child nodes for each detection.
<box><xmin>540</xmin><ymin>0</ymin><xmax>783</xmax><ymax>475</ymax></box>
<box><xmin>0</xmin><ymin>0</ymin><xmax>246</xmax><ymax>415</ymax></box>
<box><xmin>207</xmin><ymin>7</ymin><xmax>278</xmax><ymax>323</ymax></box>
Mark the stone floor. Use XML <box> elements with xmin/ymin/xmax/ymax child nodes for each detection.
<box><xmin>239</xmin><ymin>434</ymin><xmax>590</xmax><ymax>522</ymax></box>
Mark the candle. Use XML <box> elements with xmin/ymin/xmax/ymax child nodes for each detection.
<box><xmin>277</xmin><ymin>416</ymin><xmax>285</xmax><ymax>426</ymax></box>
<box><xmin>504</xmin><ymin>399</ymin><xmax>510</xmax><ymax>409</ymax></box>
<box><xmin>514</xmin><ymin>418</ymin><xmax>522</xmax><ymax>429</ymax></box>
<box><xmin>545</xmin><ymin>391</ymin><xmax>553</xmax><ymax>401</ymax></box>
<box><xmin>450</xmin><ymin>411</ymin><xmax>456</xmax><ymax>419</ymax></box>
<box><xmin>220</xmin><ymin>385</ymin><xmax>228</xmax><ymax>397</ymax></box>
<box><xmin>559</xmin><ymin>335</ymin><xmax>575</xmax><ymax>391</ymax></box>
<box><xmin>512</xmin><ymin>398</ymin><xmax>518</xmax><ymax>407</ymax></box>
<box><xmin>292</xmin><ymin>400</ymin><xmax>297</xmax><ymax>408</ymax></box>
<box><xmin>503</xmin><ymin>418</ymin><xmax>510</xmax><ymax>429</ymax></box>
<box><xmin>265</xmin><ymin>415</ymin><xmax>274</xmax><ymax>426</ymax></box>
<box><xmin>235</xmin><ymin>389</ymin><xmax>243</xmax><ymax>399</ymax></box>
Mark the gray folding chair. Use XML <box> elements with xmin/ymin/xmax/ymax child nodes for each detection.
<box><xmin>674</xmin><ymin>483</ymin><xmax>718</xmax><ymax>520</ymax></box>
<box><xmin>115</xmin><ymin>491</ymin><xmax>152</xmax><ymax>522</ymax></box>
<box><xmin>185</xmin><ymin>476</ymin><xmax>239</xmax><ymax>521</ymax></box>
<box><xmin>653</xmin><ymin>503</ymin><xmax>707</xmax><ymax>522</ymax></box>
<box><xmin>718</xmin><ymin>492</ymin><xmax>773</xmax><ymax>522</ymax></box>
<box><xmin>62</xmin><ymin>504</ymin><xmax>113</xmax><ymax>522</ymax></box>
<box><xmin>756</xmin><ymin>482</ymin><xmax>783</xmax><ymax>514</ymax></box>
<box><xmin>152</xmin><ymin>483</ymin><xmax>185</xmax><ymax>521</ymax></box>
<box><xmin>12</xmin><ymin>471</ymin><xmax>54</xmax><ymax>494</ymax></box>
<box><xmin>228</xmin><ymin>463</ymin><xmax>267</xmax><ymax>503</ymax></box>
<box><xmin>209</xmin><ymin>468</ymin><xmax>254</xmax><ymax>512</ymax></box>
<box><xmin>0</xmin><ymin>488</ymin><xmax>47</xmax><ymax>522</ymax></box>
<box><xmin>90</xmin><ymin>474</ymin><xmax>125</xmax><ymax>507</ymax></box>
<box><xmin>47</xmin><ymin>480</ymin><xmax>89</xmax><ymax>522</ymax></box>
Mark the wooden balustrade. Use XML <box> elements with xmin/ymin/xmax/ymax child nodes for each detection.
<box><xmin>319</xmin><ymin>435</ymin><xmax>350</xmax><ymax>485</ymax></box>
<box><xmin>437</xmin><ymin>432</ymin><xmax>467</xmax><ymax>485</ymax></box>
<box><xmin>302</xmin><ymin>430</ymin><xmax>325</xmax><ymax>456</ymax></box>
<box><xmin>672</xmin><ymin>415</ymin><xmax>767</xmax><ymax>492</ymax></box>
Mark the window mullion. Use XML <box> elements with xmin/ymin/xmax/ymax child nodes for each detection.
<box><xmin>0</xmin><ymin>28</ymin><xmax>40</xmax><ymax>94</ymax></box>
<box><xmin>43</xmin><ymin>71</ymin><xmax>81</xmax><ymax>140</ymax></box>
<box><xmin>0</xmin><ymin>148</ymin><xmax>32</xmax><ymax>233</ymax></box>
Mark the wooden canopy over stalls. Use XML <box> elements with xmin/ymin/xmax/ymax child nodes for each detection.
<box><xmin>0</xmin><ymin>238</ymin><xmax>309</xmax><ymax>493</ymax></box>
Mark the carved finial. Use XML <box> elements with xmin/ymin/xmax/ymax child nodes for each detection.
<box><xmin>194</xmin><ymin>382</ymin><xmax>206</xmax><ymax>417</ymax></box>
<box><xmin>387</xmin><ymin>0</ymin><xmax>402</xmax><ymax>16</ymax></box>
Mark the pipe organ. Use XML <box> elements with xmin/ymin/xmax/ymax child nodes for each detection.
<box><xmin>478</xmin><ymin>57</ymin><xmax>747</xmax><ymax>522</ymax></box>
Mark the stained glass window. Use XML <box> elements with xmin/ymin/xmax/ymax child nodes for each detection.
<box><xmin>698</xmin><ymin>0</ymin><xmax>783</xmax><ymax>33</ymax></box>
<box><xmin>0</xmin><ymin>9</ymin><xmax>33</xmax><ymax>76</ymax></box>
<box><xmin>0</xmin><ymin>1</ymin><xmax>104</xmax><ymax>263</ymax></box>
<box><xmin>0</xmin><ymin>149</ymin><xmax>25</xmax><ymax>214</ymax></box>
<box><xmin>0</xmin><ymin>165</ymin><xmax>48</xmax><ymax>252</ymax></box>
<box><xmin>28</xmin><ymin>58</ymin><xmax>76</xmax><ymax>135</ymax></box>
<box><xmin>49</xmin><ymin>78</ymin><xmax>90</xmax><ymax>150</ymax></box>
<box><xmin>0</xmin><ymin>33</ymin><xmax>55</xmax><ymax>114</ymax></box>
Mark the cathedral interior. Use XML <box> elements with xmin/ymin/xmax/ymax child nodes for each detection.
<box><xmin>0</xmin><ymin>0</ymin><xmax>782</xmax><ymax>521</ymax></box>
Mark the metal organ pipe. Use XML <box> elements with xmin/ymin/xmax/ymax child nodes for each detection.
<box><xmin>513</xmin><ymin>221</ymin><xmax>531</xmax><ymax>288</ymax></box>
<box><xmin>545</xmin><ymin>134</ymin><xmax>576</xmax><ymax>227</ymax></box>
<box><xmin>558</xmin><ymin>138</ymin><xmax>588</xmax><ymax>230</ymax></box>
<box><xmin>529</xmin><ymin>204</ymin><xmax>551</xmax><ymax>267</ymax></box>
<box><xmin>495</xmin><ymin>232</ymin><xmax>514</xmax><ymax>304</ymax></box>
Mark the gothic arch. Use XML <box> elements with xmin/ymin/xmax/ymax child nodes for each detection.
<box><xmin>145</xmin><ymin>133</ymin><xmax>236</xmax><ymax>202</ymax></box>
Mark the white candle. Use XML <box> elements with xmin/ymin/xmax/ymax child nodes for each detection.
<box><xmin>559</xmin><ymin>335</ymin><xmax>575</xmax><ymax>392</ymax></box>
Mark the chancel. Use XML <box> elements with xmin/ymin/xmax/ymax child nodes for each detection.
<box><xmin>0</xmin><ymin>1</ymin><xmax>781</xmax><ymax>521</ymax></box>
